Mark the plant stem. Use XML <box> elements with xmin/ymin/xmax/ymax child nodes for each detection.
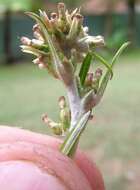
<box><xmin>66</xmin><ymin>79</ymin><xmax>82</xmax><ymax>131</ymax></box>
<box><xmin>60</xmin><ymin>111</ymin><xmax>90</xmax><ymax>157</ymax></box>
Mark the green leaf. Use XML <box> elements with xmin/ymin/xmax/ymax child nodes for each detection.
<box><xmin>111</xmin><ymin>42</ymin><xmax>130</xmax><ymax>67</ymax></box>
<box><xmin>95</xmin><ymin>70</ymin><xmax>111</xmax><ymax>106</ymax></box>
<box><xmin>93</xmin><ymin>52</ymin><xmax>113</xmax><ymax>78</ymax></box>
<box><xmin>94</xmin><ymin>42</ymin><xmax>130</xmax><ymax>106</ymax></box>
<box><xmin>79</xmin><ymin>52</ymin><xmax>92</xmax><ymax>86</ymax></box>
<box><xmin>60</xmin><ymin>111</ymin><xmax>90</xmax><ymax>157</ymax></box>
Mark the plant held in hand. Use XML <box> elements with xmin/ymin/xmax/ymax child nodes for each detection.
<box><xmin>21</xmin><ymin>2</ymin><xmax>129</xmax><ymax>158</ymax></box>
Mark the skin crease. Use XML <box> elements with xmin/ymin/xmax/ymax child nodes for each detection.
<box><xmin>0</xmin><ymin>126</ymin><xmax>105</xmax><ymax>190</ymax></box>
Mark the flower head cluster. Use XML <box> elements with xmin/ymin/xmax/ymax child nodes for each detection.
<box><xmin>21</xmin><ymin>3</ymin><xmax>104</xmax><ymax>79</ymax></box>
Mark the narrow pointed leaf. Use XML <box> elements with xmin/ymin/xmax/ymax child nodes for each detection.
<box><xmin>111</xmin><ymin>42</ymin><xmax>130</xmax><ymax>67</ymax></box>
<box><xmin>94</xmin><ymin>42</ymin><xmax>130</xmax><ymax>106</ymax></box>
<box><xmin>94</xmin><ymin>71</ymin><xmax>111</xmax><ymax>106</ymax></box>
<box><xmin>60</xmin><ymin>111</ymin><xmax>90</xmax><ymax>157</ymax></box>
<box><xmin>79</xmin><ymin>52</ymin><xmax>92</xmax><ymax>86</ymax></box>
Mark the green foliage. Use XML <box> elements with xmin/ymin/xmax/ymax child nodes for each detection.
<box><xmin>95</xmin><ymin>42</ymin><xmax>130</xmax><ymax>106</ymax></box>
<box><xmin>79</xmin><ymin>52</ymin><xmax>92</xmax><ymax>86</ymax></box>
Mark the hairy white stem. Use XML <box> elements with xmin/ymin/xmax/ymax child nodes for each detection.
<box><xmin>66</xmin><ymin>79</ymin><xmax>81</xmax><ymax>131</ymax></box>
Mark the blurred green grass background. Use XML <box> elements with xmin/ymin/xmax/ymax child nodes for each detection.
<box><xmin>0</xmin><ymin>52</ymin><xmax>140</xmax><ymax>190</ymax></box>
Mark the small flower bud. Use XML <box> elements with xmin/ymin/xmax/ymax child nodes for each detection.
<box><xmin>58</xmin><ymin>96</ymin><xmax>70</xmax><ymax>131</ymax></box>
<box><xmin>33</xmin><ymin>24</ymin><xmax>44</xmax><ymax>40</ymax></box>
<box><xmin>33</xmin><ymin>56</ymin><xmax>46</xmax><ymax>68</ymax></box>
<box><xmin>75</xmin><ymin>14</ymin><xmax>83</xmax><ymax>21</ymax></box>
<box><xmin>60</xmin><ymin>108</ymin><xmax>70</xmax><ymax>131</ymax></box>
<box><xmin>50</xmin><ymin>16</ymin><xmax>59</xmax><ymax>34</ymax></box>
<box><xmin>65</xmin><ymin>10</ymin><xmax>72</xmax><ymax>25</ymax></box>
<box><xmin>38</xmin><ymin>63</ymin><xmax>46</xmax><ymax>69</ymax></box>
<box><xmin>39</xmin><ymin>10</ymin><xmax>52</xmax><ymax>31</ymax></box>
<box><xmin>58</xmin><ymin>2</ymin><xmax>66</xmax><ymax>19</ymax></box>
<box><xmin>79</xmin><ymin>35</ymin><xmax>105</xmax><ymax>47</ymax></box>
<box><xmin>89</xmin><ymin>36</ymin><xmax>105</xmax><ymax>46</ymax></box>
<box><xmin>57</xmin><ymin>3</ymin><xmax>69</xmax><ymax>33</ymax></box>
<box><xmin>21</xmin><ymin>37</ymin><xmax>31</xmax><ymax>46</ymax></box>
<box><xmin>33</xmin><ymin>56</ymin><xmax>44</xmax><ymax>64</ymax></box>
<box><xmin>33</xmin><ymin>31</ymin><xmax>44</xmax><ymax>41</ymax></box>
<box><xmin>92</xmin><ymin>77</ymin><xmax>99</xmax><ymax>93</ymax></box>
<box><xmin>33</xmin><ymin>24</ymin><xmax>40</xmax><ymax>32</ymax></box>
<box><xmin>71</xmin><ymin>8</ymin><xmax>78</xmax><ymax>19</ymax></box>
<box><xmin>58</xmin><ymin>2</ymin><xmax>65</xmax><ymax>9</ymax></box>
<box><xmin>89</xmin><ymin>114</ymin><xmax>94</xmax><ymax>120</ymax></box>
<box><xmin>58</xmin><ymin>96</ymin><xmax>66</xmax><ymax>109</ymax></box>
<box><xmin>42</xmin><ymin>114</ymin><xmax>62</xmax><ymax>135</ymax></box>
<box><xmin>42</xmin><ymin>114</ymin><xmax>57</xmax><ymax>128</ymax></box>
<box><xmin>85</xmin><ymin>73</ymin><xmax>94</xmax><ymax>86</ymax></box>
<box><xmin>95</xmin><ymin>68</ymin><xmax>103</xmax><ymax>79</ymax></box>
<box><xmin>51</xmin><ymin>12</ymin><xmax>58</xmax><ymax>19</ymax></box>
<box><xmin>31</xmin><ymin>39</ymin><xmax>44</xmax><ymax>46</ymax></box>
<box><xmin>42</xmin><ymin>114</ymin><xmax>49</xmax><ymax>123</ymax></box>
<box><xmin>92</xmin><ymin>78</ymin><xmax>98</xmax><ymax>84</ymax></box>
<box><xmin>33</xmin><ymin>58</ymin><xmax>40</xmax><ymax>65</ymax></box>
<box><xmin>68</xmin><ymin>14</ymin><xmax>83</xmax><ymax>40</ymax></box>
<box><xmin>93</xmin><ymin>36</ymin><xmax>105</xmax><ymax>46</ymax></box>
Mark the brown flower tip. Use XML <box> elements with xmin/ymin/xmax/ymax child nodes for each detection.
<box><xmin>58</xmin><ymin>96</ymin><xmax>66</xmax><ymax>109</ymax></box>
<box><xmin>95</xmin><ymin>68</ymin><xmax>103</xmax><ymax>79</ymax></box>
<box><xmin>33</xmin><ymin>57</ymin><xmax>46</xmax><ymax>69</ymax></box>
<box><xmin>33</xmin><ymin>24</ymin><xmax>40</xmax><ymax>32</ymax></box>
<box><xmin>85</xmin><ymin>73</ymin><xmax>94</xmax><ymax>86</ymax></box>
<box><xmin>89</xmin><ymin>114</ymin><xmax>94</xmax><ymax>120</ymax></box>
<box><xmin>42</xmin><ymin>114</ymin><xmax>48</xmax><ymax>123</ymax></box>
<box><xmin>58</xmin><ymin>2</ymin><xmax>65</xmax><ymax>9</ymax></box>
<box><xmin>38</xmin><ymin>63</ymin><xmax>46</xmax><ymax>69</ymax></box>
<box><xmin>74</xmin><ymin>13</ymin><xmax>83</xmax><ymax>20</ymax></box>
<box><xmin>51</xmin><ymin>12</ymin><xmax>58</xmax><ymax>19</ymax></box>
